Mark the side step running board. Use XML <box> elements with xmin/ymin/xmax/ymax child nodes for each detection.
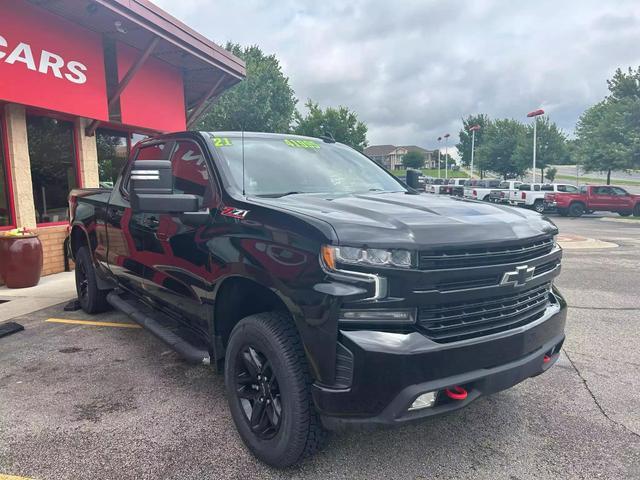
<box><xmin>107</xmin><ymin>291</ymin><xmax>210</xmax><ymax>365</ymax></box>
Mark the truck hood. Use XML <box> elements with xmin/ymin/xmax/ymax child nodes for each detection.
<box><xmin>254</xmin><ymin>192</ymin><xmax>557</xmax><ymax>248</ymax></box>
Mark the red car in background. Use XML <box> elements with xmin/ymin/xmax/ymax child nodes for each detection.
<box><xmin>545</xmin><ymin>185</ymin><xmax>640</xmax><ymax>217</ymax></box>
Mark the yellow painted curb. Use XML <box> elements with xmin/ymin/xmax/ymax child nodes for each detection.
<box><xmin>46</xmin><ymin>318</ymin><xmax>141</xmax><ymax>329</ymax></box>
<box><xmin>0</xmin><ymin>474</ymin><xmax>36</xmax><ymax>480</ymax></box>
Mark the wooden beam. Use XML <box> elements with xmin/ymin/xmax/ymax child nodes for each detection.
<box><xmin>86</xmin><ymin>36</ymin><xmax>160</xmax><ymax>136</ymax></box>
<box><xmin>186</xmin><ymin>75</ymin><xmax>226</xmax><ymax>129</ymax></box>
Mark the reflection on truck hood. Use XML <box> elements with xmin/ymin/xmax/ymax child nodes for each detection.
<box><xmin>254</xmin><ymin>192</ymin><xmax>557</xmax><ymax>248</ymax></box>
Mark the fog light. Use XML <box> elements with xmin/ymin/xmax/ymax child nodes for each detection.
<box><xmin>408</xmin><ymin>391</ymin><xmax>437</xmax><ymax>411</ymax></box>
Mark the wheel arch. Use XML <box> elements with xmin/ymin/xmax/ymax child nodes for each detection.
<box><xmin>211</xmin><ymin>275</ymin><xmax>295</xmax><ymax>368</ymax></box>
<box><xmin>69</xmin><ymin>224</ymin><xmax>90</xmax><ymax>261</ymax></box>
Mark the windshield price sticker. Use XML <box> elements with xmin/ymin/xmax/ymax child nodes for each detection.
<box><xmin>284</xmin><ymin>139</ymin><xmax>320</xmax><ymax>149</ymax></box>
<box><xmin>211</xmin><ymin>137</ymin><xmax>233</xmax><ymax>147</ymax></box>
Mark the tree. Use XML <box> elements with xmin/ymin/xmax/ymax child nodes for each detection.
<box><xmin>456</xmin><ymin>114</ymin><xmax>490</xmax><ymax>167</ymax></box>
<box><xmin>574</xmin><ymin>67</ymin><xmax>640</xmax><ymax>184</ymax></box>
<box><xmin>574</xmin><ymin>99</ymin><xmax>640</xmax><ymax>184</ymax></box>
<box><xmin>197</xmin><ymin>44</ymin><xmax>297</xmax><ymax>133</ymax></box>
<box><xmin>476</xmin><ymin>119</ymin><xmax>527</xmax><ymax>179</ymax></box>
<box><xmin>514</xmin><ymin>116</ymin><xmax>570</xmax><ymax>179</ymax></box>
<box><xmin>401</xmin><ymin>151</ymin><xmax>425</xmax><ymax>169</ymax></box>
<box><xmin>545</xmin><ymin>167</ymin><xmax>558</xmax><ymax>182</ymax></box>
<box><xmin>293</xmin><ymin>100</ymin><xmax>368</xmax><ymax>151</ymax></box>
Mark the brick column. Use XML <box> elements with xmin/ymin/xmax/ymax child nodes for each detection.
<box><xmin>75</xmin><ymin>118</ymin><xmax>100</xmax><ymax>188</ymax></box>
<box><xmin>4</xmin><ymin>103</ymin><xmax>36</xmax><ymax>228</ymax></box>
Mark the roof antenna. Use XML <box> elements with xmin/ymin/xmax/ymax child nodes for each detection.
<box><xmin>319</xmin><ymin>131</ymin><xmax>336</xmax><ymax>143</ymax></box>
<box><xmin>241</xmin><ymin>127</ymin><xmax>246</xmax><ymax>196</ymax></box>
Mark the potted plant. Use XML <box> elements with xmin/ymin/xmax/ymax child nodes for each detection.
<box><xmin>0</xmin><ymin>227</ymin><xmax>43</xmax><ymax>288</ymax></box>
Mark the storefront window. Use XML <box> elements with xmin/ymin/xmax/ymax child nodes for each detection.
<box><xmin>96</xmin><ymin>128</ymin><xmax>129</xmax><ymax>188</ymax></box>
<box><xmin>27</xmin><ymin>115</ymin><xmax>77</xmax><ymax>224</ymax></box>
<box><xmin>0</xmin><ymin>126</ymin><xmax>12</xmax><ymax>227</ymax></box>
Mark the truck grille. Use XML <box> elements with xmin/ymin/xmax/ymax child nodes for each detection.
<box><xmin>418</xmin><ymin>283</ymin><xmax>551</xmax><ymax>343</ymax></box>
<box><xmin>419</xmin><ymin>237</ymin><xmax>554</xmax><ymax>270</ymax></box>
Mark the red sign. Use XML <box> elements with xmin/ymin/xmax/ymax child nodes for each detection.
<box><xmin>0</xmin><ymin>1</ymin><xmax>108</xmax><ymax>120</ymax></box>
<box><xmin>117</xmin><ymin>42</ymin><xmax>186</xmax><ymax>132</ymax></box>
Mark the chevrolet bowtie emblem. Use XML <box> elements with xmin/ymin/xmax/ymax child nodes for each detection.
<box><xmin>500</xmin><ymin>265</ymin><xmax>535</xmax><ymax>287</ymax></box>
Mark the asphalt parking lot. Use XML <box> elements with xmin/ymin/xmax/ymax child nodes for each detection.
<box><xmin>1</xmin><ymin>214</ymin><xmax>639</xmax><ymax>480</ymax></box>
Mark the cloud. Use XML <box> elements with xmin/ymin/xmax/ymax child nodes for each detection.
<box><xmin>156</xmin><ymin>0</ymin><xmax>640</xmax><ymax>148</ymax></box>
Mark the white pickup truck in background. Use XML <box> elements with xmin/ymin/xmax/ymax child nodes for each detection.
<box><xmin>463</xmin><ymin>179</ymin><xmax>502</xmax><ymax>201</ymax></box>
<box><xmin>488</xmin><ymin>180</ymin><xmax>523</xmax><ymax>204</ymax></box>
<box><xmin>509</xmin><ymin>183</ymin><xmax>580</xmax><ymax>213</ymax></box>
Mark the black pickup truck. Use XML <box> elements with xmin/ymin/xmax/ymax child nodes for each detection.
<box><xmin>68</xmin><ymin>131</ymin><xmax>566</xmax><ymax>467</ymax></box>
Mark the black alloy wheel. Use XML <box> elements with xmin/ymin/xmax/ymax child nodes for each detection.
<box><xmin>224</xmin><ymin>312</ymin><xmax>326</xmax><ymax>467</ymax></box>
<box><xmin>235</xmin><ymin>345</ymin><xmax>283</xmax><ymax>440</ymax></box>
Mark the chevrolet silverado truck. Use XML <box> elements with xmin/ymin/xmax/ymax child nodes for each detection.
<box><xmin>68</xmin><ymin>131</ymin><xmax>566</xmax><ymax>467</ymax></box>
<box><xmin>545</xmin><ymin>184</ymin><xmax>640</xmax><ymax>217</ymax></box>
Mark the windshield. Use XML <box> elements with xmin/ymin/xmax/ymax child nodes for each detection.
<box><xmin>207</xmin><ymin>134</ymin><xmax>406</xmax><ymax>197</ymax></box>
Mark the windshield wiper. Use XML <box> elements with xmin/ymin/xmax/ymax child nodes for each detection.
<box><xmin>255</xmin><ymin>191</ymin><xmax>310</xmax><ymax>198</ymax></box>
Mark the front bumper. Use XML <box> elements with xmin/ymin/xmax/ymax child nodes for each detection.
<box><xmin>313</xmin><ymin>293</ymin><xmax>566</xmax><ymax>429</ymax></box>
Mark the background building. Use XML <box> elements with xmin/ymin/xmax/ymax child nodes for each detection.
<box><xmin>0</xmin><ymin>0</ymin><xmax>246</xmax><ymax>285</ymax></box>
<box><xmin>365</xmin><ymin>144</ymin><xmax>436</xmax><ymax>170</ymax></box>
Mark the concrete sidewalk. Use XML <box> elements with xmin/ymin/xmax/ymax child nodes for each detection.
<box><xmin>0</xmin><ymin>272</ymin><xmax>76</xmax><ymax>322</ymax></box>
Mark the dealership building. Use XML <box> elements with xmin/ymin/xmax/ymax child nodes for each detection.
<box><xmin>0</xmin><ymin>0</ymin><xmax>245</xmax><ymax>284</ymax></box>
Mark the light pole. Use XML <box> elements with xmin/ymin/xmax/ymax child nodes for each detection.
<box><xmin>526</xmin><ymin>109</ymin><xmax>544</xmax><ymax>183</ymax></box>
<box><xmin>468</xmin><ymin>125</ymin><xmax>481</xmax><ymax>179</ymax></box>
<box><xmin>437</xmin><ymin>136</ymin><xmax>442</xmax><ymax>178</ymax></box>
<box><xmin>443</xmin><ymin>133</ymin><xmax>450</xmax><ymax>179</ymax></box>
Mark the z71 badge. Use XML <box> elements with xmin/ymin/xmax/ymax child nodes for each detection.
<box><xmin>220</xmin><ymin>206</ymin><xmax>249</xmax><ymax>219</ymax></box>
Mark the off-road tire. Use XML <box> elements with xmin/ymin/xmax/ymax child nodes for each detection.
<box><xmin>75</xmin><ymin>246</ymin><xmax>110</xmax><ymax>313</ymax></box>
<box><xmin>224</xmin><ymin>312</ymin><xmax>327</xmax><ymax>467</ymax></box>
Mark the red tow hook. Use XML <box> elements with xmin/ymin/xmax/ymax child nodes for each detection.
<box><xmin>543</xmin><ymin>354</ymin><xmax>552</xmax><ymax>364</ymax></box>
<box><xmin>445</xmin><ymin>386</ymin><xmax>468</xmax><ymax>401</ymax></box>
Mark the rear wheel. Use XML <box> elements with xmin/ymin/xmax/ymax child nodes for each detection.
<box><xmin>225</xmin><ymin>312</ymin><xmax>326</xmax><ymax>467</ymax></box>
<box><xmin>75</xmin><ymin>246</ymin><xmax>110</xmax><ymax>314</ymax></box>
<box><xmin>569</xmin><ymin>202</ymin><xmax>585</xmax><ymax>217</ymax></box>
<box><xmin>634</xmin><ymin>204</ymin><xmax>640</xmax><ymax>217</ymax></box>
<box><xmin>533</xmin><ymin>200</ymin><xmax>545</xmax><ymax>214</ymax></box>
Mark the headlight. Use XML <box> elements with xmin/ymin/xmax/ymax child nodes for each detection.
<box><xmin>321</xmin><ymin>245</ymin><xmax>413</xmax><ymax>269</ymax></box>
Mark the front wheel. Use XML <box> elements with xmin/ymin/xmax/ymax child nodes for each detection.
<box><xmin>533</xmin><ymin>200</ymin><xmax>545</xmax><ymax>214</ymax></box>
<box><xmin>634</xmin><ymin>204</ymin><xmax>640</xmax><ymax>217</ymax></box>
<box><xmin>224</xmin><ymin>312</ymin><xmax>326</xmax><ymax>467</ymax></box>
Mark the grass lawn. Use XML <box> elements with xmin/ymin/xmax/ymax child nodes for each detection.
<box><xmin>391</xmin><ymin>168</ymin><xmax>469</xmax><ymax>178</ymax></box>
<box><xmin>555</xmin><ymin>174</ymin><xmax>640</xmax><ymax>186</ymax></box>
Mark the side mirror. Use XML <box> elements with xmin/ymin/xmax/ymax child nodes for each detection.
<box><xmin>130</xmin><ymin>160</ymin><xmax>200</xmax><ymax>213</ymax></box>
<box><xmin>406</xmin><ymin>169</ymin><xmax>421</xmax><ymax>189</ymax></box>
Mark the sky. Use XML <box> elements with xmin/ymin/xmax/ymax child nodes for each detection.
<box><xmin>156</xmin><ymin>0</ymin><xmax>640</xmax><ymax>150</ymax></box>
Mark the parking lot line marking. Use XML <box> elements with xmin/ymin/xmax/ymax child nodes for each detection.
<box><xmin>0</xmin><ymin>474</ymin><xmax>36</xmax><ymax>480</ymax></box>
<box><xmin>46</xmin><ymin>318</ymin><xmax>142</xmax><ymax>329</ymax></box>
